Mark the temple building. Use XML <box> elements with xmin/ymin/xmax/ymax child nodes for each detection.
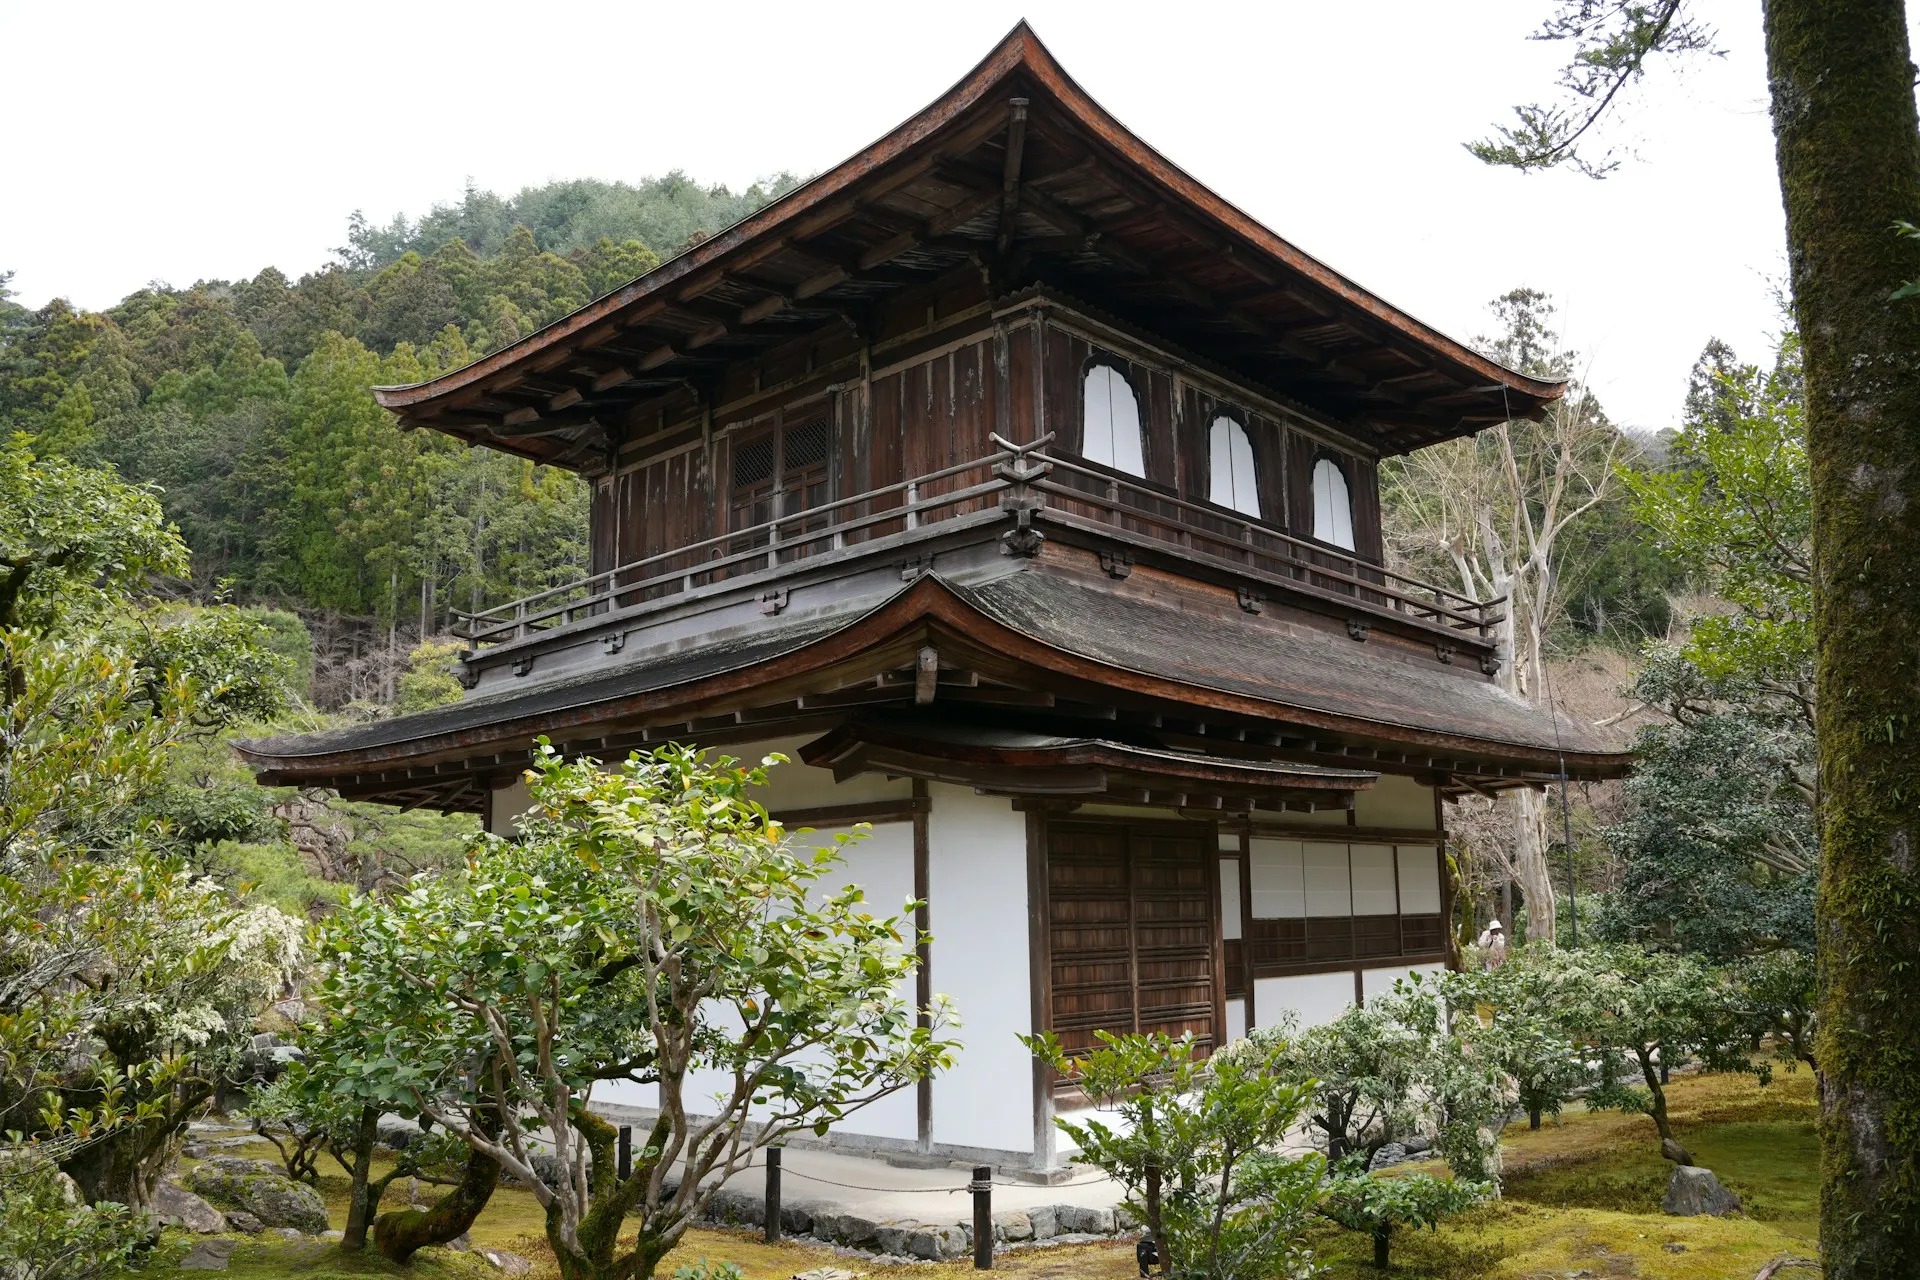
<box><xmin>239</xmin><ymin>24</ymin><xmax>1628</xmax><ymax>1170</ymax></box>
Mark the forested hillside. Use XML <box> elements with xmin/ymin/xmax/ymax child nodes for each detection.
<box><xmin>0</xmin><ymin>172</ymin><xmax>799</xmax><ymax>704</ymax></box>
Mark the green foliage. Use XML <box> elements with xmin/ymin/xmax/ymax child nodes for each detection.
<box><xmin>314</xmin><ymin>742</ymin><xmax>954</xmax><ymax>1280</ymax></box>
<box><xmin>395</xmin><ymin>638</ymin><xmax>465</xmax><ymax>714</ymax></box>
<box><xmin>1732</xmin><ymin>948</ymin><xmax>1817</xmax><ymax>1072</ymax></box>
<box><xmin>338</xmin><ymin>174</ymin><xmax>799</xmax><ymax>272</ymax></box>
<box><xmin>1244</xmin><ymin>1005</ymin><xmax>1422</xmax><ymax>1165</ymax></box>
<box><xmin>1028</xmin><ymin>1030</ymin><xmax>1322</xmax><ymax>1280</ymax></box>
<box><xmin>1530</xmin><ymin>944</ymin><xmax>1755</xmax><ymax>1150</ymax></box>
<box><xmin>1319</xmin><ymin>1169</ymin><xmax>1493</xmax><ymax>1269</ymax></box>
<box><xmin>1595</xmin><ymin>650</ymin><xmax>1816</xmax><ymax>958</ymax></box>
<box><xmin>668</xmin><ymin>1262</ymin><xmax>744</xmax><ymax>1280</ymax></box>
<box><xmin>0</xmin><ymin>1154</ymin><xmax>145</xmax><ymax>1280</ymax></box>
<box><xmin>1623</xmin><ymin>336</ymin><xmax>1812</xmax><ymax>704</ymax></box>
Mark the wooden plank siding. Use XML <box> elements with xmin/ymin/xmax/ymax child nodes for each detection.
<box><xmin>584</xmin><ymin>294</ymin><xmax>1390</xmax><ymax>604</ymax></box>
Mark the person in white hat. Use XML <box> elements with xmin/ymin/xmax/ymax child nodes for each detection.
<box><xmin>1476</xmin><ymin>918</ymin><xmax>1509</xmax><ymax>969</ymax></box>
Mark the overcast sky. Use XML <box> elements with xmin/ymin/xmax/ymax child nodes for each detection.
<box><xmin>8</xmin><ymin>0</ymin><xmax>1907</xmax><ymax>432</ymax></box>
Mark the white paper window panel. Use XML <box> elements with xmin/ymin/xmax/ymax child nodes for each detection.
<box><xmin>1218</xmin><ymin>858</ymin><xmax>1243</xmax><ymax>940</ymax></box>
<box><xmin>1304</xmin><ymin>842</ymin><xmax>1352</xmax><ymax>917</ymax></box>
<box><xmin>1350</xmin><ymin>844</ymin><xmax>1397</xmax><ymax>915</ymax></box>
<box><xmin>1396</xmin><ymin>845</ymin><xmax>1442</xmax><ymax>914</ymax></box>
<box><xmin>1248</xmin><ymin>839</ymin><xmax>1304</xmax><ymax>919</ymax></box>
<box><xmin>1218</xmin><ymin>832</ymin><xmax>1242</xmax><ymax>852</ymax></box>
<box><xmin>1082</xmin><ymin>365</ymin><xmax>1145</xmax><ymax>477</ymax></box>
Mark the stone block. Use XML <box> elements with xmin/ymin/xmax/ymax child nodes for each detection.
<box><xmin>832</xmin><ymin>1214</ymin><xmax>880</xmax><ymax>1247</ymax></box>
<box><xmin>992</xmin><ymin>1209</ymin><xmax>1032</xmax><ymax>1242</ymax></box>
<box><xmin>1028</xmin><ymin>1204</ymin><xmax>1059</xmax><ymax>1240</ymax></box>
<box><xmin>906</xmin><ymin>1224</ymin><xmax>966</xmax><ymax>1260</ymax></box>
<box><xmin>1055</xmin><ymin>1205</ymin><xmax>1114</xmax><ymax>1235</ymax></box>
<box><xmin>873</xmin><ymin>1221</ymin><xmax>916</xmax><ymax>1255</ymax></box>
<box><xmin>177</xmin><ymin>1239</ymin><xmax>236</xmax><ymax>1271</ymax></box>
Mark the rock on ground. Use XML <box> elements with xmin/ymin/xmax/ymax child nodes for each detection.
<box><xmin>225</xmin><ymin>1211</ymin><xmax>264</xmax><ymax>1234</ymax></box>
<box><xmin>182</xmin><ymin>1156</ymin><xmax>329</xmax><ymax>1233</ymax></box>
<box><xmin>1027</xmin><ymin>1205</ymin><xmax>1058</xmax><ymax>1240</ymax></box>
<box><xmin>1662</xmin><ymin>1165</ymin><xmax>1742</xmax><ymax>1217</ymax></box>
<box><xmin>152</xmin><ymin>1181</ymin><xmax>226</xmax><ymax>1234</ymax></box>
<box><xmin>478</xmin><ymin>1248</ymin><xmax>532</xmax><ymax>1275</ymax></box>
<box><xmin>176</xmin><ymin>1239</ymin><xmax>237</xmax><ymax>1271</ymax></box>
<box><xmin>905</xmin><ymin>1224</ymin><xmax>966</xmax><ymax>1260</ymax></box>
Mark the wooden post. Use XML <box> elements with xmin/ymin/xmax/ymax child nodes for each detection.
<box><xmin>764</xmin><ymin>1147</ymin><xmax>782</xmax><ymax>1243</ymax></box>
<box><xmin>970</xmin><ymin>1165</ymin><xmax>993</xmax><ymax>1269</ymax></box>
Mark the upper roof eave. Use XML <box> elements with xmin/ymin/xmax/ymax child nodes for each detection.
<box><xmin>369</xmin><ymin>21</ymin><xmax>1562</xmax><ymax>418</ymax></box>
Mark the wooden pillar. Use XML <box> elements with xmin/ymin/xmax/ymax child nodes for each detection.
<box><xmin>1025</xmin><ymin>809</ymin><xmax>1055</xmax><ymax>1169</ymax></box>
<box><xmin>913</xmin><ymin>779</ymin><xmax>932</xmax><ymax>1152</ymax></box>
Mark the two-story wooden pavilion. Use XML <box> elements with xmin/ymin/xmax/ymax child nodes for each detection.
<box><xmin>239</xmin><ymin>24</ymin><xmax>1627</xmax><ymax>1170</ymax></box>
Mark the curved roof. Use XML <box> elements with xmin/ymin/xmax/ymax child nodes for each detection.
<box><xmin>374</xmin><ymin>22</ymin><xmax>1561</xmax><ymax>469</ymax></box>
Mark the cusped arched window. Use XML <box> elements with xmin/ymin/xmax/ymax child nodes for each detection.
<box><xmin>1081</xmin><ymin>363</ymin><xmax>1146</xmax><ymax>477</ymax></box>
<box><xmin>1208</xmin><ymin>416</ymin><xmax>1260</xmax><ymax>516</ymax></box>
<box><xmin>1311</xmin><ymin>457</ymin><xmax>1355</xmax><ymax>551</ymax></box>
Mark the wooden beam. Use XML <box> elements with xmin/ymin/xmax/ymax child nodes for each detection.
<box><xmin>997</xmin><ymin>97</ymin><xmax>1030</xmax><ymax>256</ymax></box>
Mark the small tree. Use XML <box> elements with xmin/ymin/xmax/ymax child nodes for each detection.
<box><xmin>1262</xmin><ymin>1005</ymin><xmax>1422</xmax><ymax>1164</ymax></box>
<box><xmin>1029</xmin><ymin>1031</ymin><xmax>1322</xmax><ymax>1280</ymax></box>
<box><xmin>1441</xmin><ymin>954</ymin><xmax>1586</xmax><ymax>1130</ymax></box>
<box><xmin>318</xmin><ymin>742</ymin><xmax>955</xmax><ymax>1280</ymax></box>
<box><xmin>1319</xmin><ymin>1170</ymin><xmax>1492</xmax><ymax>1270</ymax></box>
<box><xmin>1732</xmin><ymin>949</ymin><xmax>1817</xmax><ymax>1073</ymax></box>
<box><xmin>1543</xmin><ymin>944</ymin><xmax>1752</xmax><ymax>1161</ymax></box>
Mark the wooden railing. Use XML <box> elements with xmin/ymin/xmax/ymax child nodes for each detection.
<box><xmin>453</xmin><ymin>437</ymin><xmax>1504</xmax><ymax>648</ymax></box>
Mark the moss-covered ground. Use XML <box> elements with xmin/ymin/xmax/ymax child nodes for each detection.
<box><xmin>147</xmin><ymin>1069</ymin><xmax>1821</xmax><ymax>1278</ymax></box>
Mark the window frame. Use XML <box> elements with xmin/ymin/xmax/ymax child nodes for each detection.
<box><xmin>1205</xmin><ymin>410</ymin><xmax>1262</xmax><ymax>518</ymax></box>
<box><xmin>1077</xmin><ymin>356</ymin><xmax>1149</xmax><ymax>480</ymax></box>
<box><xmin>1309</xmin><ymin>453</ymin><xmax>1357</xmax><ymax>552</ymax></box>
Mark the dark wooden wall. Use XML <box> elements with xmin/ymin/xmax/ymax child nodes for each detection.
<box><xmin>588</xmin><ymin>289</ymin><xmax>1387</xmax><ymax>587</ymax></box>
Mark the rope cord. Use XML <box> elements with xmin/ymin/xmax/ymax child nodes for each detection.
<box><xmin>728</xmin><ymin>1151</ymin><xmax>1112</xmax><ymax>1194</ymax></box>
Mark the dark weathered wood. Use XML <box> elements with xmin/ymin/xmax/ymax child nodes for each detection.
<box><xmin>912</xmin><ymin>780</ymin><xmax>932</xmax><ymax>1152</ymax></box>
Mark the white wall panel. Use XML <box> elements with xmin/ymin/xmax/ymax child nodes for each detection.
<box><xmin>1350</xmin><ymin>844</ymin><xmax>1397</xmax><ymax>915</ymax></box>
<box><xmin>1304</xmin><ymin>843</ymin><xmax>1352</xmax><ymax>917</ymax></box>
<box><xmin>1219</xmin><ymin>859</ymin><xmax>1243</xmax><ymax>940</ymax></box>
<box><xmin>487</xmin><ymin>775</ymin><xmax>531</xmax><ymax>837</ymax></box>
<box><xmin>1255</xmin><ymin>971</ymin><xmax>1356</xmax><ymax>1029</ymax></box>
<box><xmin>1249</xmin><ymin>839</ymin><xmax>1304</xmax><ymax>918</ymax></box>
<box><xmin>1355</xmin><ymin>774</ymin><xmax>1437</xmax><ymax>829</ymax></box>
<box><xmin>1224</xmin><ymin>998</ymin><xmax>1247</xmax><ymax>1044</ymax></box>
<box><xmin>1362</xmin><ymin>962</ymin><xmax>1447</xmax><ymax>1001</ymax></box>
<box><xmin>927</xmin><ymin>785</ymin><xmax>1034</xmax><ymax>1154</ymax></box>
<box><xmin>1396</xmin><ymin>846</ymin><xmax>1443</xmax><ymax>914</ymax></box>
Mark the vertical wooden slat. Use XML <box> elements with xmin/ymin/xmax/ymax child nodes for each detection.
<box><xmin>913</xmin><ymin>779</ymin><xmax>931</xmax><ymax>1152</ymax></box>
<box><xmin>1026</xmin><ymin>809</ymin><xmax>1054</xmax><ymax>1167</ymax></box>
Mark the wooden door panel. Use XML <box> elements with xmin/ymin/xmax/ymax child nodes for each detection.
<box><xmin>1046</xmin><ymin>821</ymin><xmax>1217</xmax><ymax>1063</ymax></box>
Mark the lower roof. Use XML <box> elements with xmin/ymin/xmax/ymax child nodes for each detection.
<box><xmin>237</xmin><ymin>566</ymin><xmax>1627</xmax><ymax>795</ymax></box>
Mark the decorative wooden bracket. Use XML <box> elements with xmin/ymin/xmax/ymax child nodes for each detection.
<box><xmin>900</xmin><ymin>554</ymin><xmax>931</xmax><ymax>582</ymax></box>
<box><xmin>1479</xmin><ymin>652</ymin><xmax>1502</xmax><ymax>676</ymax></box>
<box><xmin>455</xmin><ymin>659</ymin><xmax>480</xmax><ymax>690</ymax></box>
<box><xmin>760</xmin><ymin>587</ymin><xmax>790</xmax><ymax>615</ymax></box>
<box><xmin>512</xmin><ymin>654</ymin><xmax>536</xmax><ymax>678</ymax></box>
<box><xmin>1434</xmin><ymin>644</ymin><xmax>1455</xmax><ymax>665</ymax></box>
<box><xmin>1099</xmin><ymin>549</ymin><xmax>1135</xmax><ymax>580</ymax></box>
<box><xmin>915</xmin><ymin>646</ymin><xmax>940</xmax><ymax>706</ymax></box>
<box><xmin>601</xmin><ymin>631</ymin><xmax>627</xmax><ymax>656</ymax></box>
<box><xmin>1237</xmin><ymin>586</ymin><xmax>1264</xmax><ymax>615</ymax></box>
<box><xmin>1346</xmin><ymin>618</ymin><xmax>1371</xmax><ymax>642</ymax></box>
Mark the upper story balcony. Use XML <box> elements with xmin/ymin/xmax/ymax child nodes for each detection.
<box><xmin>452</xmin><ymin>435</ymin><xmax>1505</xmax><ymax>682</ymax></box>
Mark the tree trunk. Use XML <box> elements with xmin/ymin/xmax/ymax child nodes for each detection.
<box><xmin>1373</xmin><ymin>1225</ymin><xmax>1391</xmax><ymax>1269</ymax></box>
<box><xmin>1144</xmin><ymin>1161</ymin><xmax>1166</xmax><ymax>1275</ymax></box>
<box><xmin>373</xmin><ymin>1139</ymin><xmax>498</xmax><ymax>1262</ymax></box>
<box><xmin>1529</xmin><ymin>1107</ymin><xmax>1542</xmax><ymax>1131</ymax></box>
<box><xmin>1764</xmin><ymin>2</ymin><xmax>1920</xmax><ymax>1273</ymax></box>
<box><xmin>341</xmin><ymin>1106</ymin><xmax>379</xmax><ymax>1251</ymax></box>
<box><xmin>1636</xmin><ymin>1049</ymin><xmax>1674</xmax><ymax>1144</ymax></box>
<box><xmin>1511</xmin><ymin>789</ymin><xmax>1557</xmax><ymax>945</ymax></box>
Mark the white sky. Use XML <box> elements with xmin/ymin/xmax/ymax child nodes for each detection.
<box><xmin>7</xmin><ymin>0</ymin><xmax>1905</xmax><ymax>432</ymax></box>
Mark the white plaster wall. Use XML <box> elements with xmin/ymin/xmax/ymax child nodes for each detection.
<box><xmin>1255</xmin><ymin>971</ymin><xmax>1357</xmax><ymax>1030</ymax></box>
<box><xmin>1361</xmin><ymin>962</ymin><xmax>1447</xmax><ymax>1001</ymax></box>
<box><xmin>487</xmin><ymin>775</ymin><xmax>531</xmax><ymax>837</ymax></box>
<box><xmin>739</xmin><ymin>735</ymin><xmax>914</xmax><ymax>811</ymax></box>
<box><xmin>1224</xmin><ymin>999</ymin><xmax>1248</xmax><ymax>1044</ymax></box>
<box><xmin>597</xmin><ymin>820</ymin><xmax>922</xmax><ymax>1147</ymax></box>
<box><xmin>1354</xmin><ymin>774</ymin><xmax>1438</xmax><ymax>830</ymax></box>
<box><xmin>927</xmin><ymin>785</ymin><xmax>1034</xmax><ymax>1155</ymax></box>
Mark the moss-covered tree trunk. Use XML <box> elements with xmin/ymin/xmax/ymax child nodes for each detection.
<box><xmin>1764</xmin><ymin>2</ymin><xmax>1920</xmax><ymax>1273</ymax></box>
<box><xmin>372</xmin><ymin>1103</ymin><xmax>502</xmax><ymax>1264</ymax></box>
<box><xmin>340</xmin><ymin>1107</ymin><xmax>380</xmax><ymax>1252</ymax></box>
